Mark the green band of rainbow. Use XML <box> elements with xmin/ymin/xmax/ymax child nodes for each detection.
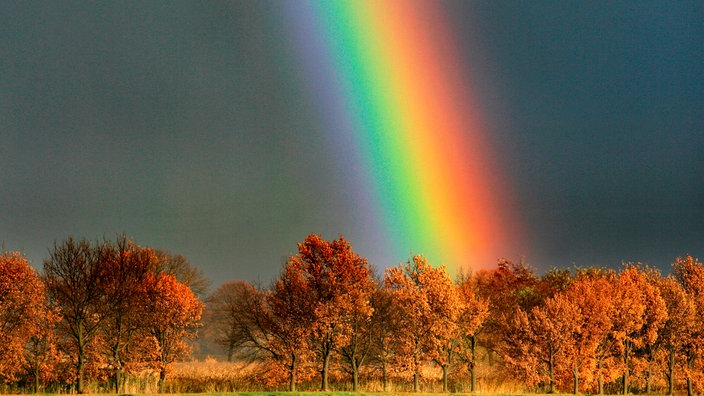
<box><xmin>286</xmin><ymin>1</ymin><xmax>522</xmax><ymax>272</ymax></box>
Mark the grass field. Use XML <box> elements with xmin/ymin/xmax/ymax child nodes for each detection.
<box><xmin>44</xmin><ymin>359</ymin><xmax>673</xmax><ymax>395</ymax></box>
<box><xmin>61</xmin><ymin>393</ymin><xmax>571</xmax><ymax>396</ymax></box>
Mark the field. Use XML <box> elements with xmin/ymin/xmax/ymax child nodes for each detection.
<box><xmin>153</xmin><ymin>359</ymin><xmax>528</xmax><ymax>395</ymax></box>
<box><xmin>122</xmin><ymin>393</ymin><xmax>567</xmax><ymax>396</ymax></box>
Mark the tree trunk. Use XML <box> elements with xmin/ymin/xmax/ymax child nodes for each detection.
<box><xmin>352</xmin><ymin>364</ymin><xmax>359</xmax><ymax>391</ymax></box>
<box><xmin>77</xmin><ymin>349</ymin><xmax>85</xmax><ymax>394</ymax></box>
<box><xmin>470</xmin><ymin>335</ymin><xmax>477</xmax><ymax>392</ymax></box>
<box><xmin>667</xmin><ymin>349</ymin><xmax>675</xmax><ymax>395</ymax></box>
<box><xmin>645</xmin><ymin>363</ymin><xmax>652</xmax><ymax>394</ymax></box>
<box><xmin>33</xmin><ymin>367</ymin><xmax>40</xmax><ymax>394</ymax></box>
<box><xmin>112</xmin><ymin>320</ymin><xmax>124</xmax><ymax>394</ymax></box>
<box><xmin>414</xmin><ymin>371</ymin><xmax>420</xmax><ymax>392</ymax></box>
<box><xmin>289</xmin><ymin>353</ymin><xmax>297</xmax><ymax>392</ymax></box>
<box><xmin>158</xmin><ymin>367</ymin><xmax>166</xmax><ymax>393</ymax></box>
<box><xmin>598</xmin><ymin>359</ymin><xmax>604</xmax><ymax>395</ymax></box>
<box><xmin>622</xmin><ymin>342</ymin><xmax>631</xmax><ymax>395</ymax></box>
<box><xmin>548</xmin><ymin>349</ymin><xmax>555</xmax><ymax>393</ymax></box>
<box><xmin>572</xmin><ymin>367</ymin><xmax>579</xmax><ymax>395</ymax></box>
<box><xmin>114</xmin><ymin>368</ymin><xmax>122</xmax><ymax>394</ymax></box>
<box><xmin>442</xmin><ymin>364</ymin><xmax>449</xmax><ymax>392</ymax></box>
<box><xmin>321</xmin><ymin>352</ymin><xmax>330</xmax><ymax>391</ymax></box>
<box><xmin>382</xmin><ymin>362</ymin><xmax>389</xmax><ymax>392</ymax></box>
<box><xmin>686</xmin><ymin>352</ymin><xmax>695</xmax><ymax>396</ymax></box>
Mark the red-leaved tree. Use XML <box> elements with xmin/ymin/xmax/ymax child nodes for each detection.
<box><xmin>138</xmin><ymin>272</ymin><xmax>203</xmax><ymax>392</ymax></box>
<box><xmin>673</xmin><ymin>255</ymin><xmax>704</xmax><ymax>396</ymax></box>
<box><xmin>0</xmin><ymin>252</ymin><xmax>50</xmax><ymax>384</ymax></box>
<box><xmin>384</xmin><ymin>255</ymin><xmax>460</xmax><ymax>392</ymax></box>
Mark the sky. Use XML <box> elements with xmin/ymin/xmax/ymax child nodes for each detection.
<box><xmin>2</xmin><ymin>1</ymin><xmax>702</xmax><ymax>287</ymax></box>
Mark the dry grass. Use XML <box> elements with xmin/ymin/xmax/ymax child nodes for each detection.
<box><xmin>151</xmin><ymin>356</ymin><xmax>530</xmax><ymax>394</ymax></box>
<box><xmin>165</xmin><ymin>358</ymin><xmax>267</xmax><ymax>393</ymax></box>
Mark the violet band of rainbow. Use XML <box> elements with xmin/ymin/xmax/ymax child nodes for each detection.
<box><xmin>285</xmin><ymin>1</ymin><xmax>522</xmax><ymax>273</ymax></box>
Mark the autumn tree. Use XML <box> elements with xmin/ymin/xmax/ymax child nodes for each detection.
<box><xmin>656</xmin><ymin>275</ymin><xmax>698</xmax><ymax>395</ymax></box>
<box><xmin>498</xmin><ymin>291</ymin><xmax>578</xmax><ymax>393</ymax></box>
<box><xmin>0</xmin><ymin>252</ymin><xmax>50</xmax><ymax>385</ymax></box>
<box><xmin>43</xmin><ymin>237</ymin><xmax>111</xmax><ymax>393</ymax></box>
<box><xmin>203</xmin><ymin>279</ymin><xmax>299</xmax><ymax>388</ymax></box>
<box><xmin>138</xmin><ymin>272</ymin><xmax>203</xmax><ymax>392</ymax></box>
<box><xmin>205</xmin><ymin>280</ymin><xmax>263</xmax><ymax>361</ymax></box>
<box><xmin>98</xmin><ymin>236</ymin><xmax>156</xmax><ymax>393</ymax></box>
<box><xmin>475</xmin><ymin>258</ymin><xmax>542</xmax><ymax>361</ymax></box>
<box><xmin>21</xmin><ymin>305</ymin><xmax>61</xmax><ymax>393</ymax></box>
<box><xmin>337</xmin><ymin>277</ymin><xmax>377</xmax><ymax>392</ymax></box>
<box><xmin>152</xmin><ymin>249</ymin><xmax>210</xmax><ymax>298</ymax></box>
<box><xmin>566</xmin><ymin>268</ymin><xmax>621</xmax><ymax>394</ymax></box>
<box><xmin>430</xmin><ymin>284</ymin><xmax>462</xmax><ymax>393</ymax></box>
<box><xmin>561</xmin><ymin>269</ymin><xmax>614</xmax><ymax>394</ymax></box>
<box><xmin>283</xmin><ymin>234</ymin><xmax>376</xmax><ymax>391</ymax></box>
<box><xmin>267</xmin><ymin>255</ymin><xmax>315</xmax><ymax>391</ymax></box>
<box><xmin>477</xmin><ymin>258</ymin><xmax>544</xmax><ymax>315</ymax></box>
<box><xmin>369</xmin><ymin>284</ymin><xmax>400</xmax><ymax>392</ymax></box>
<box><xmin>499</xmin><ymin>306</ymin><xmax>539</xmax><ymax>387</ymax></box>
<box><xmin>455</xmin><ymin>272</ymin><xmax>489</xmax><ymax>392</ymax></box>
<box><xmin>528</xmin><ymin>268</ymin><xmax>576</xmax><ymax>393</ymax></box>
<box><xmin>636</xmin><ymin>267</ymin><xmax>671</xmax><ymax>393</ymax></box>
<box><xmin>385</xmin><ymin>254</ymin><xmax>460</xmax><ymax>392</ymax></box>
<box><xmin>531</xmin><ymin>292</ymin><xmax>580</xmax><ymax>393</ymax></box>
<box><xmin>614</xmin><ymin>265</ymin><xmax>667</xmax><ymax>395</ymax></box>
<box><xmin>673</xmin><ymin>255</ymin><xmax>704</xmax><ymax>396</ymax></box>
<box><xmin>475</xmin><ymin>258</ymin><xmax>548</xmax><ymax>389</ymax></box>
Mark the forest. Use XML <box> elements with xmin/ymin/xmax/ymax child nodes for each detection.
<box><xmin>0</xmin><ymin>233</ymin><xmax>703</xmax><ymax>395</ymax></box>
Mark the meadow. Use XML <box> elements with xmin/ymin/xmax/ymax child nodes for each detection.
<box><xmin>154</xmin><ymin>359</ymin><xmax>537</xmax><ymax>395</ymax></box>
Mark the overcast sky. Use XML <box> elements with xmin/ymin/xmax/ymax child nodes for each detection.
<box><xmin>2</xmin><ymin>1</ymin><xmax>702</xmax><ymax>287</ymax></box>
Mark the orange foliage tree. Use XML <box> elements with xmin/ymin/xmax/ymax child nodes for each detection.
<box><xmin>561</xmin><ymin>269</ymin><xmax>614</xmax><ymax>394</ymax></box>
<box><xmin>0</xmin><ymin>252</ymin><xmax>50</xmax><ymax>385</ymax></box>
<box><xmin>614</xmin><ymin>265</ymin><xmax>667</xmax><ymax>395</ymax></box>
<box><xmin>475</xmin><ymin>259</ymin><xmax>544</xmax><ymax>388</ymax></box>
<box><xmin>455</xmin><ymin>272</ymin><xmax>489</xmax><ymax>392</ymax></box>
<box><xmin>673</xmin><ymin>255</ymin><xmax>704</xmax><ymax>396</ymax></box>
<box><xmin>637</xmin><ymin>267</ymin><xmax>672</xmax><ymax>393</ymax></box>
<box><xmin>529</xmin><ymin>292</ymin><xmax>580</xmax><ymax>393</ymax></box>
<box><xmin>384</xmin><ymin>254</ymin><xmax>460</xmax><ymax>392</ymax></box>
<box><xmin>98</xmin><ymin>237</ymin><xmax>157</xmax><ymax>393</ymax></box>
<box><xmin>21</xmin><ymin>303</ymin><xmax>61</xmax><ymax>393</ymax></box>
<box><xmin>267</xmin><ymin>252</ymin><xmax>315</xmax><ymax>391</ymax></box>
<box><xmin>475</xmin><ymin>259</ymin><xmax>542</xmax><ymax>356</ymax></box>
<box><xmin>429</xmin><ymin>285</ymin><xmax>462</xmax><ymax>392</ymax></box>
<box><xmin>656</xmin><ymin>274</ymin><xmax>698</xmax><ymax>395</ymax></box>
<box><xmin>368</xmin><ymin>284</ymin><xmax>400</xmax><ymax>391</ymax></box>
<box><xmin>499</xmin><ymin>306</ymin><xmax>538</xmax><ymax>387</ymax></box>
<box><xmin>284</xmin><ymin>234</ymin><xmax>375</xmax><ymax>391</ymax></box>
<box><xmin>336</xmin><ymin>271</ymin><xmax>377</xmax><ymax>392</ymax></box>
<box><xmin>498</xmin><ymin>292</ymin><xmax>578</xmax><ymax>393</ymax></box>
<box><xmin>138</xmin><ymin>272</ymin><xmax>203</xmax><ymax>392</ymax></box>
<box><xmin>578</xmin><ymin>269</ymin><xmax>621</xmax><ymax>395</ymax></box>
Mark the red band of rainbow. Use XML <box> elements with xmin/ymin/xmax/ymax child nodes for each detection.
<box><xmin>285</xmin><ymin>1</ymin><xmax>524</xmax><ymax>273</ymax></box>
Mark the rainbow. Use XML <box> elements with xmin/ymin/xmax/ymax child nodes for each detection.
<box><xmin>285</xmin><ymin>1</ymin><xmax>523</xmax><ymax>273</ymax></box>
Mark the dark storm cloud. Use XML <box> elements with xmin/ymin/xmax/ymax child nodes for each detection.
<box><xmin>1</xmin><ymin>1</ymin><xmax>702</xmax><ymax>286</ymax></box>
<box><xmin>452</xmin><ymin>1</ymin><xmax>704</xmax><ymax>270</ymax></box>
<box><xmin>1</xmin><ymin>1</ymin><xmax>351</xmax><ymax>282</ymax></box>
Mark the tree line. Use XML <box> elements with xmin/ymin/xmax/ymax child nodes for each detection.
<box><xmin>204</xmin><ymin>233</ymin><xmax>704</xmax><ymax>395</ymax></box>
<box><xmin>0</xmin><ymin>235</ymin><xmax>204</xmax><ymax>393</ymax></box>
<box><xmin>1</xmin><ymin>232</ymin><xmax>703</xmax><ymax>395</ymax></box>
